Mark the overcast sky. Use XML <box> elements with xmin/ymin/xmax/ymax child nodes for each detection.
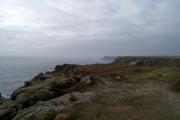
<box><xmin>0</xmin><ymin>0</ymin><xmax>180</xmax><ymax>58</ymax></box>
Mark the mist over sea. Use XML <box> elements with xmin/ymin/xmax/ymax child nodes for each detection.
<box><xmin>0</xmin><ymin>57</ymin><xmax>105</xmax><ymax>97</ymax></box>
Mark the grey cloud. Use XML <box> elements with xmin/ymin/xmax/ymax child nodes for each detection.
<box><xmin>0</xmin><ymin>0</ymin><xmax>180</xmax><ymax>57</ymax></box>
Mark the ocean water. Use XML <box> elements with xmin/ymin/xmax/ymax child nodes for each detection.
<box><xmin>0</xmin><ymin>57</ymin><xmax>104</xmax><ymax>97</ymax></box>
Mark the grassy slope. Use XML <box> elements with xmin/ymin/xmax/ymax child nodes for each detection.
<box><xmin>66</xmin><ymin>65</ymin><xmax>180</xmax><ymax>120</ymax></box>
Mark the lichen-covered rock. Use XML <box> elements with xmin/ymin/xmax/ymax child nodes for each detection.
<box><xmin>54</xmin><ymin>64</ymin><xmax>78</xmax><ymax>73</ymax></box>
<box><xmin>11</xmin><ymin>83</ymin><xmax>55</xmax><ymax>109</ymax></box>
<box><xmin>11</xmin><ymin>74</ymin><xmax>93</xmax><ymax>110</ymax></box>
<box><xmin>80</xmin><ymin>76</ymin><xmax>93</xmax><ymax>84</ymax></box>
<box><xmin>48</xmin><ymin>76</ymin><xmax>81</xmax><ymax>96</ymax></box>
<box><xmin>15</xmin><ymin>89</ymin><xmax>54</xmax><ymax>109</ymax></box>
<box><xmin>0</xmin><ymin>100</ymin><xmax>17</xmax><ymax>120</ymax></box>
<box><xmin>2</xmin><ymin>64</ymin><xmax>103</xmax><ymax>119</ymax></box>
<box><xmin>31</xmin><ymin>73</ymin><xmax>54</xmax><ymax>82</ymax></box>
<box><xmin>12</xmin><ymin>92</ymin><xmax>94</xmax><ymax>120</ymax></box>
<box><xmin>11</xmin><ymin>81</ymin><xmax>50</xmax><ymax>100</ymax></box>
<box><xmin>11</xmin><ymin>83</ymin><xmax>46</xmax><ymax>100</ymax></box>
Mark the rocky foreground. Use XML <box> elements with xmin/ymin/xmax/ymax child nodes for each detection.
<box><xmin>1</xmin><ymin>57</ymin><xmax>180</xmax><ymax>120</ymax></box>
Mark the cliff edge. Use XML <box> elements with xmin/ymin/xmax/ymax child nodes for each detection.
<box><xmin>1</xmin><ymin>59</ymin><xmax>180</xmax><ymax>120</ymax></box>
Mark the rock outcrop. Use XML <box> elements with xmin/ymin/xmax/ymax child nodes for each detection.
<box><xmin>0</xmin><ymin>100</ymin><xmax>17</xmax><ymax>120</ymax></box>
<box><xmin>0</xmin><ymin>92</ymin><xmax>5</xmax><ymax>105</ymax></box>
<box><xmin>12</xmin><ymin>92</ymin><xmax>94</xmax><ymax>120</ymax></box>
<box><xmin>113</xmin><ymin>56</ymin><xmax>180</xmax><ymax>66</ymax></box>
<box><xmin>54</xmin><ymin>64</ymin><xmax>78</xmax><ymax>73</ymax></box>
<box><xmin>0</xmin><ymin>64</ymin><xmax>100</xmax><ymax>120</ymax></box>
<box><xmin>1</xmin><ymin>60</ymin><xmax>180</xmax><ymax>120</ymax></box>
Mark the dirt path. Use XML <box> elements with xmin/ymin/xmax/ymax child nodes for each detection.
<box><xmin>83</xmin><ymin>78</ymin><xmax>180</xmax><ymax>120</ymax></box>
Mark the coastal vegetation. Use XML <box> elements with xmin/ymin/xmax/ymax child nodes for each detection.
<box><xmin>1</xmin><ymin>57</ymin><xmax>180</xmax><ymax>120</ymax></box>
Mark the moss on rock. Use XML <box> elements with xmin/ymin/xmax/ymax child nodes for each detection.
<box><xmin>16</xmin><ymin>89</ymin><xmax>54</xmax><ymax>109</ymax></box>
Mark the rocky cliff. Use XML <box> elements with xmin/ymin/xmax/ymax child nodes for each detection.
<box><xmin>1</xmin><ymin>61</ymin><xmax>180</xmax><ymax>120</ymax></box>
<box><xmin>113</xmin><ymin>56</ymin><xmax>180</xmax><ymax>66</ymax></box>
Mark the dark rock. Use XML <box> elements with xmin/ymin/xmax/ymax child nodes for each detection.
<box><xmin>0</xmin><ymin>93</ymin><xmax>5</xmax><ymax>105</ymax></box>
<box><xmin>80</xmin><ymin>76</ymin><xmax>93</xmax><ymax>84</ymax></box>
<box><xmin>16</xmin><ymin>89</ymin><xmax>54</xmax><ymax>109</ymax></box>
<box><xmin>24</xmin><ymin>81</ymin><xmax>32</xmax><ymax>87</ymax></box>
<box><xmin>113</xmin><ymin>56</ymin><xmax>180</xmax><ymax>66</ymax></box>
<box><xmin>48</xmin><ymin>77</ymin><xmax>79</xmax><ymax>96</ymax></box>
<box><xmin>54</xmin><ymin>64</ymin><xmax>78</xmax><ymax>73</ymax></box>
<box><xmin>0</xmin><ymin>100</ymin><xmax>17</xmax><ymax>120</ymax></box>
<box><xmin>45</xmin><ymin>71</ymin><xmax>53</xmax><ymax>74</ymax></box>
<box><xmin>12</xmin><ymin>92</ymin><xmax>94</xmax><ymax>120</ymax></box>
<box><xmin>32</xmin><ymin>73</ymin><xmax>47</xmax><ymax>81</ymax></box>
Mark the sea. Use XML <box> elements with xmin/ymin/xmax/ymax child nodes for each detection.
<box><xmin>0</xmin><ymin>57</ymin><xmax>105</xmax><ymax>98</ymax></box>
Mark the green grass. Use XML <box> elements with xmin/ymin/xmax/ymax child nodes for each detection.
<box><xmin>70</xmin><ymin>93</ymin><xmax>78</xmax><ymax>102</ymax></box>
<box><xmin>41</xmin><ymin>109</ymin><xmax>58</xmax><ymax>120</ymax></box>
<box><xmin>170</xmin><ymin>79</ymin><xmax>180</xmax><ymax>91</ymax></box>
<box><xmin>126</xmin><ymin>67</ymin><xmax>180</xmax><ymax>92</ymax></box>
<box><xmin>67</xmin><ymin>94</ymin><xmax>180</xmax><ymax>120</ymax></box>
<box><xmin>66</xmin><ymin>66</ymin><xmax>180</xmax><ymax>120</ymax></box>
<box><xmin>71</xmin><ymin>82</ymin><xmax>90</xmax><ymax>92</ymax></box>
<box><xmin>127</xmin><ymin>67</ymin><xmax>180</xmax><ymax>85</ymax></box>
